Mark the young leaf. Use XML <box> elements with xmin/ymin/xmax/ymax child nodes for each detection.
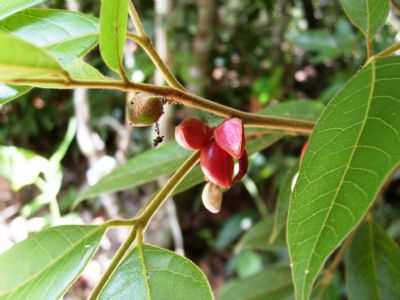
<box><xmin>98</xmin><ymin>244</ymin><xmax>213</xmax><ymax>300</ymax></box>
<box><xmin>0</xmin><ymin>225</ymin><xmax>105</xmax><ymax>300</ymax></box>
<box><xmin>288</xmin><ymin>56</ymin><xmax>400</xmax><ymax>300</ymax></box>
<box><xmin>99</xmin><ymin>0</ymin><xmax>129</xmax><ymax>73</ymax></box>
<box><xmin>0</xmin><ymin>32</ymin><xmax>66</xmax><ymax>80</ymax></box>
<box><xmin>0</xmin><ymin>0</ymin><xmax>45</xmax><ymax>20</ymax></box>
<box><xmin>339</xmin><ymin>0</ymin><xmax>389</xmax><ymax>38</ymax></box>
<box><xmin>219</xmin><ymin>266</ymin><xmax>293</xmax><ymax>300</ymax></box>
<box><xmin>345</xmin><ymin>222</ymin><xmax>400</xmax><ymax>300</ymax></box>
<box><xmin>0</xmin><ymin>8</ymin><xmax>99</xmax><ymax>102</ymax></box>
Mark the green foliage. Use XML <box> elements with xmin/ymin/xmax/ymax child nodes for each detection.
<box><xmin>219</xmin><ymin>266</ymin><xmax>293</xmax><ymax>300</ymax></box>
<box><xmin>0</xmin><ymin>225</ymin><xmax>105</xmax><ymax>299</ymax></box>
<box><xmin>0</xmin><ymin>32</ymin><xmax>66</xmax><ymax>80</ymax></box>
<box><xmin>99</xmin><ymin>0</ymin><xmax>128</xmax><ymax>74</ymax></box>
<box><xmin>340</xmin><ymin>0</ymin><xmax>389</xmax><ymax>38</ymax></box>
<box><xmin>99</xmin><ymin>244</ymin><xmax>213</xmax><ymax>300</ymax></box>
<box><xmin>345</xmin><ymin>221</ymin><xmax>400</xmax><ymax>300</ymax></box>
<box><xmin>0</xmin><ymin>0</ymin><xmax>45</xmax><ymax>20</ymax></box>
<box><xmin>288</xmin><ymin>56</ymin><xmax>400</xmax><ymax>300</ymax></box>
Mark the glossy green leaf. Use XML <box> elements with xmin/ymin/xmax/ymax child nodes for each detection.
<box><xmin>0</xmin><ymin>32</ymin><xmax>66</xmax><ymax>80</ymax></box>
<box><xmin>288</xmin><ymin>56</ymin><xmax>400</xmax><ymax>300</ymax></box>
<box><xmin>0</xmin><ymin>0</ymin><xmax>45</xmax><ymax>20</ymax></box>
<box><xmin>339</xmin><ymin>0</ymin><xmax>389</xmax><ymax>38</ymax></box>
<box><xmin>0</xmin><ymin>225</ymin><xmax>105</xmax><ymax>300</ymax></box>
<box><xmin>238</xmin><ymin>218</ymin><xmax>286</xmax><ymax>251</ymax></box>
<box><xmin>0</xmin><ymin>8</ymin><xmax>99</xmax><ymax>103</ymax></box>
<box><xmin>219</xmin><ymin>266</ymin><xmax>293</xmax><ymax>300</ymax></box>
<box><xmin>345</xmin><ymin>222</ymin><xmax>400</xmax><ymax>300</ymax></box>
<box><xmin>99</xmin><ymin>244</ymin><xmax>213</xmax><ymax>300</ymax></box>
<box><xmin>99</xmin><ymin>0</ymin><xmax>128</xmax><ymax>73</ymax></box>
<box><xmin>270</xmin><ymin>162</ymin><xmax>299</xmax><ymax>243</ymax></box>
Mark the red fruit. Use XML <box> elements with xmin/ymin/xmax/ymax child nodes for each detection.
<box><xmin>175</xmin><ymin>118</ymin><xmax>211</xmax><ymax>150</ymax></box>
<box><xmin>200</xmin><ymin>141</ymin><xmax>234</xmax><ymax>188</ymax></box>
<box><xmin>233</xmin><ymin>151</ymin><xmax>248</xmax><ymax>183</ymax></box>
<box><xmin>214</xmin><ymin>118</ymin><xmax>245</xmax><ymax>159</ymax></box>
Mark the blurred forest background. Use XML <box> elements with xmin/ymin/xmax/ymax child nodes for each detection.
<box><xmin>1</xmin><ymin>0</ymin><xmax>400</xmax><ymax>299</ymax></box>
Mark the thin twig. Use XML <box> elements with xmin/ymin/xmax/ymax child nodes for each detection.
<box><xmin>128</xmin><ymin>1</ymin><xmax>147</xmax><ymax>38</ymax></box>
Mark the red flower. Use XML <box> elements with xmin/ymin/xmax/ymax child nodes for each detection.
<box><xmin>175</xmin><ymin>117</ymin><xmax>248</xmax><ymax>189</ymax></box>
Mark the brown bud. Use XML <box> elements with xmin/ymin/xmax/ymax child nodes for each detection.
<box><xmin>126</xmin><ymin>92</ymin><xmax>164</xmax><ymax>127</ymax></box>
<box><xmin>201</xmin><ymin>182</ymin><xmax>223</xmax><ymax>214</ymax></box>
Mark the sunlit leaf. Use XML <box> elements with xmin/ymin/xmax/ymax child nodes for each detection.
<box><xmin>99</xmin><ymin>244</ymin><xmax>213</xmax><ymax>300</ymax></box>
<box><xmin>0</xmin><ymin>0</ymin><xmax>45</xmax><ymax>20</ymax></box>
<box><xmin>345</xmin><ymin>221</ymin><xmax>400</xmax><ymax>300</ymax></box>
<box><xmin>219</xmin><ymin>266</ymin><xmax>293</xmax><ymax>300</ymax></box>
<box><xmin>0</xmin><ymin>32</ymin><xmax>66</xmax><ymax>80</ymax></box>
<box><xmin>99</xmin><ymin>0</ymin><xmax>128</xmax><ymax>73</ymax></box>
<box><xmin>0</xmin><ymin>225</ymin><xmax>105</xmax><ymax>300</ymax></box>
<box><xmin>339</xmin><ymin>0</ymin><xmax>389</xmax><ymax>38</ymax></box>
<box><xmin>288</xmin><ymin>56</ymin><xmax>400</xmax><ymax>300</ymax></box>
<box><xmin>0</xmin><ymin>8</ymin><xmax>100</xmax><ymax>103</ymax></box>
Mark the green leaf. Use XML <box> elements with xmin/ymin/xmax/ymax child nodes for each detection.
<box><xmin>99</xmin><ymin>0</ymin><xmax>128</xmax><ymax>73</ymax></box>
<box><xmin>99</xmin><ymin>244</ymin><xmax>213</xmax><ymax>300</ymax></box>
<box><xmin>0</xmin><ymin>0</ymin><xmax>45</xmax><ymax>20</ymax></box>
<box><xmin>270</xmin><ymin>162</ymin><xmax>299</xmax><ymax>243</ymax></box>
<box><xmin>219</xmin><ymin>266</ymin><xmax>293</xmax><ymax>300</ymax></box>
<box><xmin>288</xmin><ymin>56</ymin><xmax>400</xmax><ymax>300</ymax></box>
<box><xmin>0</xmin><ymin>225</ymin><xmax>105</xmax><ymax>300</ymax></box>
<box><xmin>345</xmin><ymin>222</ymin><xmax>400</xmax><ymax>300</ymax></box>
<box><xmin>238</xmin><ymin>218</ymin><xmax>286</xmax><ymax>251</ymax></box>
<box><xmin>0</xmin><ymin>8</ymin><xmax>100</xmax><ymax>102</ymax></box>
<box><xmin>0</xmin><ymin>32</ymin><xmax>66</xmax><ymax>80</ymax></box>
<box><xmin>339</xmin><ymin>0</ymin><xmax>389</xmax><ymax>38</ymax></box>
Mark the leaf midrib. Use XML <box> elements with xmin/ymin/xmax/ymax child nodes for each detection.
<box><xmin>0</xmin><ymin>226</ymin><xmax>104</xmax><ymax>297</ymax></box>
<box><xmin>299</xmin><ymin>61</ymin><xmax>376</xmax><ymax>300</ymax></box>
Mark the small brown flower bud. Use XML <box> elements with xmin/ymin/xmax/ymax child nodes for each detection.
<box><xmin>126</xmin><ymin>92</ymin><xmax>164</xmax><ymax>127</ymax></box>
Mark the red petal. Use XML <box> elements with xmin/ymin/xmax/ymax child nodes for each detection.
<box><xmin>233</xmin><ymin>151</ymin><xmax>248</xmax><ymax>182</ymax></box>
<box><xmin>200</xmin><ymin>141</ymin><xmax>234</xmax><ymax>188</ymax></box>
<box><xmin>214</xmin><ymin>118</ymin><xmax>245</xmax><ymax>159</ymax></box>
<box><xmin>175</xmin><ymin>118</ymin><xmax>212</xmax><ymax>150</ymax></box>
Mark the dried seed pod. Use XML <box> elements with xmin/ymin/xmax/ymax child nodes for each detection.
<box><xmin>126</xmin><ymin>92</ymin><xmax>164</xmax><ymax>127</ymax></box>
<box><xmin>175</xmin><ymin>118</ymin><xmax>211</xmax><ymax>150</ymax></box>
<box><xmin>214</xmin><ymin>118</ymin><xmax>245</xmax><ymax>159</ymax></box>
<box><xmin>200</xmin><ymin>141</ymin><xmax>234</xmax><ymax>188</ymax></box>
<box><xmin>201</xmin><ymin>182</ymin><xmax>223</xmax><ymax>214</ymax></box>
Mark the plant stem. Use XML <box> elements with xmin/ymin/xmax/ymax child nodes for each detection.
<box><xmin>128</xmin><ymin>33</ymin><xmax>184</xmax><ymax>89</ymax></box>
<box><xmin>4</xmin><ymin>78</ymin><xmax>313</xmax><ymax>135</ymax></box>
<box><xmin>135</xmin><ymin>151</ymin><xmax>200</xmax><ymax>229</ymax></box>
<box><xmin>374</xmin><ymin>42</ymin><xmax>400</xmax><ymax>59</ymax></box>
<box><xmin>128</xmin><ymin>1</ymin><xmax>147</xmax><ymax>37</ymax></box>
<box><xmin>89</xmin><ymin>227</ymin><xmax>137</xmax><ymax>300</ymax></box>
<box><xmin>367</xmin><ymin>38</ymin><xmax>373</xmax><ymax>59</ymax></box>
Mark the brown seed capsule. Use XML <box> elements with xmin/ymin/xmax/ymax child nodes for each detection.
<box><xmin>201</xmin><ymin>182</ymin><xmax>223</xmax><ymax>214</ymax></box>
<box><xmin>126</xmin><ymin>92</ymin><xmax>164</xmax><ymax>127</ymax></box>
